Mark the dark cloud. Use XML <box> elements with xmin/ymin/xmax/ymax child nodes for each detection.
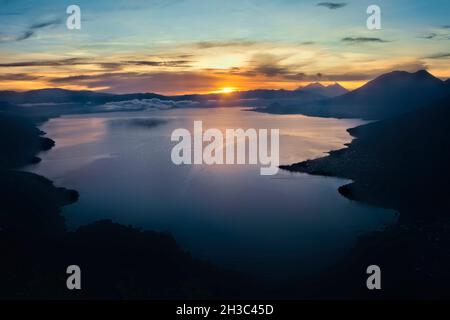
<box><xmin>425</xmin><ymin>53</ymin><xmax>450</xmax><ymax>59</ymax></box>
<box><xmin>0</xmin><ymin>58</ymin><xmax>85</xmax><ymax>67</ymax></box>
<box><xmin>284</xmin><ymin>72</ymin><xmax>371</xmax><ymax>82</ymax></box>
<box><xmin>30</xmin><ymin>18</ymin><xmax>61</xmax><ymax>30</ymax></box>
<box><xmin>300</xmin><ymin>41</ymin><xmax>315</xmax><ymax>45</ymax></box>
<box><xmin>232</xmin><ymin>55</ymin><xmax>427</xmax><ymax>83</ymax></box>
<box><xmin>49</xmin><ymin>74</ymin><xmax>101</xmax><ymax>83</ymax></box>
<box><xmin>0</xmin><ymin>58</ymin><xmax>192</xmax><ymax>70</ymax></box>
<box><xmin>48</xmin><ymin>72</ymin><xmax>220</xmax><ymax>94</ymax></box>
<box><xmin>253</xmin><ymin>64</ymin><xmax>289</xmax><ymax>77</ymax></box>
<box><xmin>124</xmin><ymin>60</ymin><xmax>192</xmax><ymax>67</ymax></box>
<box><xmin>283</xmin><ymin>62</ymin><xmax>428</xmax><ymax>82</ymax></box>
<box><xmin>316</xmin><ymin>2</ymin><xmax>347</xmax><ymax>9</ymax></box>
<box><xmin>15</xmin><ymin>18</ymin><xmax>61</xmax><ymax>41</ymax></box>
<box><xmin>388</xmin><ymin>61</ymin><xmax>428</xmax><ymax>73</ymax></box>
<box><xmin>174</xmin><ymin>54</ymin><xmax>195</xmax><ymax>59</ymax></box>
<box><xmin>237</xmin><ymin>53</ymin><xmax>423</xmax><ymax>83</ymax></box>
<box><xmin>40</xmin><ymin>60</ymin><xmax>428</xmax><ymax>92</ymax></box>
<box><xmin>97</xmin><ymin>62</ymin><xmax>124</xmax><ymax>70</ymax></box>
<box><xmin>16</xmin><ymin>30</ymin><xmax>34</xmax><ymax>41</ymax></box>
<box><xmin>417</xmin><ymin>28</ymin><xmax>450</xmax><ymax>41</ymax></box>
<box><xmin>418</xmin><ymin>33</ymin><xmax>437</xmax><ymax>40</ymax></box>
<box><xmin>245</xmin><ymin>53</ymin><xmax>292</xmax><ymax>77</ymax></box>
<box><xmin>342</xmin><ymin>37</ymin><xmax>389</xmax><ymax>44</ymax></box>
<box><xmin>0</xmin><ymin>73</ymin><xmax>41</xmax><ymax>81</ymax></box>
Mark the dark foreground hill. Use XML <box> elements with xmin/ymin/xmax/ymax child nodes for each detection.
<box><xmin>281</xmin><ymin>95</ymin><xmax>450</xmax><ymax>298</ymax></box>
<box><xmin>0</xmin><ymin>112</ymin><xmax>54</xmax><ymax>168</ymax></box>
<box><xmin>0</xmin><ymin>110</ymin><xmax>256</xmax><ymax>299</ymax></box>
<box><xmin>281</xmin><ymin>94</ymin><xmax>450</xmax><ymax>218</ymax></box>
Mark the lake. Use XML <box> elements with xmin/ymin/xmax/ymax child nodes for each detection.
<box><xmin>28</xmin><ymin>107</ymin><xmax>397</xmax><ymax>281</ymax></box>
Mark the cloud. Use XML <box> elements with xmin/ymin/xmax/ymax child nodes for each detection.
<box><xmin>417</xmin><ymin>32</ymin><xmax>450</xmax><ymax>40</ymax></box>
<box><xmin>30</xmin><ymin>18</ymin><xmax>61</xmax><ymax>30</ymax></box>
<box><xmin>245</xmin><ymin>53</ymin><xmax>292</xmax><ymax>77</ymax></box>
<box><xmin>0</xmin><ymin>73</ymin><xmax>41</xmax><ymax>81</ymax></box>
<box><xmin>95</xmin><ymin>59</ymin><xmax>193</xmax><ymax>70</ymax></box>
<box><xmin>0</xmin><ymin>58</ymin><xmax>85</xmax><ymax>67</ymax></box>
<box><xmin>316</xmin><ymin>2</ymin><xmax>347</xmax><ymax>9</ymax></box>
<box><xmin>388</xmin><ymin>61</ymin><xmax>428</xmax><ymax>72</ymax></box>
<box><xmin>284</xmin><ymin>72</ymin><xmax>371</xmax><ymax>82</ymax></box>
<box><xmin>283</xmin><ymin>61</ymin><xmax>428</xmax><ymax>82</ymax></box>
<box><xmin>97</xmin><ymin>62</ymin><xmax>124</xmax><ymax>70</ymax></box>
<box><xmin>16</xmin><ymin>30</ymin><xmax>34</xmax><ymax>41</ymax></box>
<box><xmin>48</xmin><ymin>71</ymin><xmax>221</xmax><ymax>94</ymax></box>
<box><xmin>417</xmin><ymin>27</ymin><xmax>450</xmax><ymax>41</ymax></box>
<box><xmin>15</xmin><ymin>18</ymin><xmax>61</xmax><ymax>41</ymax></box>
<box><xmin>213</xmin><ymin>53</ymin><xmax>426</xmax><ymax>85</ymax></box>
<box><xmin>97</xmin><ymin>98</ymin><xmax>202</xmax><ymax>112</ymax></box>
<box><xmin>425</xmin><ymin>53</ymin><xmax>450</xmax><ymax>59</ymax></box>
<box><xmin>417</xmin><ymin>33</ymin><xmax>437</xmax><ymax>40</ymax></box>
<box><xmin>49</xmin><ymin>74</ymin><xmax>100</xmax><ymax>83</ymax></box>
<box><xmin>0</xmin><ymin>57</ymin><xmax>193</xmax><ymax>70</ymax></box>
<box><xmin>124</xmin><ymin>60</ymin><xmax>192</xmax><ymax>67</ymax></box>
<box><xmin>341</xmin><ymin>37</ymin><xmax>389</xmax><ymax>44</ymax></box>
<box><xmin>195</xmin><ymin>40</ymin><xmax>257</xmax><ymax>49</ymax></box>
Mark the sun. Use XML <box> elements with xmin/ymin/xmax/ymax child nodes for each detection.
<box><xmin>216</xmin><ymin>87</ymin><xmax>236</xmax><ymax>94</ymax></box>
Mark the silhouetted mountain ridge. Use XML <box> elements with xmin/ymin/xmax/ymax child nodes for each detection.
<box><xmin>0</xmin><ymin>88</ymin><xmax>168</xmax><ymax>105</ymax></box>
<box><xmin>0</xmin><ymin>87</ymin><xmax>327</xmax><ymax>106</ymax></box>
<box><xmin>1</xmin><ymin>70</ymin><xmax>447</xmax><ymax>121</ymax></box>
<box><xmin>297</xmin><ymin>82</ymin><xmax>348</xmax><ymax>97</ymax></box>
<box><xmin>262</xmin><ymin>70</ymin><xmax>448</xmax><ymax>119</ymax></box>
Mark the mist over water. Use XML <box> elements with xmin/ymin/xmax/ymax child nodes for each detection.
<box><xmin>28</xmin><ymin>107</ymin><xmax>397</xmax><ymax>280</ymax></box>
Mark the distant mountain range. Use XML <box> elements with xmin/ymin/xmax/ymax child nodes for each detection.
<box><xmin>185</xmin><ymin>88</ymin><xmax>327</xmax><ymax>102</ymax></box>
<box><xmin>1</xmin><ymin>70</ymin><xmax>448</xmax><ymax>120</ymax></box>
<box><xmin>0</xmin><ymin>88</ymin><xmax>168</xmax><ymax>105</ymax></box>
<box><xmin>296</xmin><ymin>82</ymin><xmax>348</xmax><ymax>98</ymax></box>
<box><xmin>264</xmin><ymin>70</ymin><xmax>449</xmax><ymax>119</ymax></box>
<box><xmin>0</xmin><ymin>82</ymin><xmax>348</xmax><ymax>107</ymax></box>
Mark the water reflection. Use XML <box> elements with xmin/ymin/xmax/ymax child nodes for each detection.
<box><xmin>29</xmin><ymin>108</ymin><xmax>397</xmax><ymax>281</ymax></box>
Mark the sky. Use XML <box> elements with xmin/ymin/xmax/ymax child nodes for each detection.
<box><xmin>0</xmin><ymin>0</ymin><xmax>449</xmax><ymax>95</ymax></box>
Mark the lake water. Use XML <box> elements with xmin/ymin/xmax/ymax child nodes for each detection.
<box><xmin>28</xmin><ymin>107</ymin><xmax>397</xmax><ymax>281</ymax></box>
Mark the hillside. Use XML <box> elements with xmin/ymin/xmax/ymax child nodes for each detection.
<box><xmin>281</xmin><ymin>93</ymin><xmax>450</xmax><ymax>219</ymax></box>
<box><xmin>280</xmin><ymin>93</ymin><xmax>450</xmax><ymax>298</ymax></box>
<box><xmin>263</xmin><ymin>70</ymin><xmax>448</xmax><ymax>120</ymax></box>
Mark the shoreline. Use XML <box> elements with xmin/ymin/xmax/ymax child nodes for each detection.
<box><xmin>0</xmin><ymin>111</ymin><xmax>260</xmax><ymax>299</ymax></box>
<box><xmin>277</xmin><ymin>96</ymin><xmax>450</xmax><ymax>298</ymax></box>
<box><xmin>4</xmin><ymin>100</ymin><xmax>450</xmax><ymax>298</ymax></box>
